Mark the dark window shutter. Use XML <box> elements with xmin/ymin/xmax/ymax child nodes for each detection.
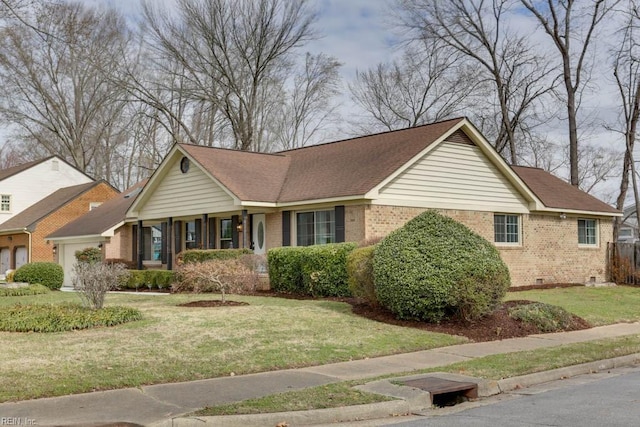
<box><xmin>282</xmin><ymin>211</ymin><xmax>291</xmax><ymax>246</ymax></box>
<box><xmin>174</xmin><ymin>220</ymin><xmax>183</xmax><ymax>254</ymax></box>
<box><xmin>335</xmin><ymin>205</ymin><xmax>345</xmax><ymax>243</ymax></box>
<box><xmin>231</xmin><ymin>215</ymin><xmax>239</xmax><ymax>248</ymax></box>
<box><xmin>132</xmin><ymin>224</ymin><xmax>138</xmax><ymax>264</ymax></box>
<box><xmin>195</xmin><ymin>218</ymin><xmax>202</xmax><ymax>248</ymax></box>
<box><xmin>137</xmin><ymin>220</ymin><xmax>144</xmax><ymax>270</ymax></box>
<box><xmin>208</xmin><ymin>217</ymin><xmax>216</xmax><ymax>249</ymax></box>
<box><xmin>161</xmin><ymin>222</ymin><xmax>168</xmax><ymax>264</ymax></box>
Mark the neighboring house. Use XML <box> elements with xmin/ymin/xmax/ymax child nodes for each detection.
<box><xmin>0</xmin><ymin>156</ymin><xmax>93</xmax><ymax>225</ymax></box>
<box><xmin>618</xmin><ymin>205</ymin><xmax>639</xmax><ymax>242</ymax></box>
<box><xmin>119</xmin><ymin>117</ymin><xmax>619</xmax><ymax>286</ymax></box>
<box><xmin>0</xmin><ymin>181</ymin><xmax>118</xmax><ymax>274</ymax></box>
<box><xmin>47</xmin><ymin>181</ymin><xmax>146</xmax><ymax>287</ymax></box>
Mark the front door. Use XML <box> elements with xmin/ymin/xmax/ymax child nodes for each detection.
<box><xmin>252</xmin><ymin>214</ymin><xmax>266</xmax><ymax>255</ymax></box>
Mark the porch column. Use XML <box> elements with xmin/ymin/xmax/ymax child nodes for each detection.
<box><xmin>136</xmin><ymin>220</ymin><xmax>143</xmax><ymax>270</ymax></box>
<box><xmin>167</xmin><ymin>217</ymin><xmax>173</xmax><ymax>270</ymax></box>
<box><xmin>202</xmin><ymin>214</ymin><xmax>209</xmax><ymax>249</ymax></box>
<box><xmin>242</xmin><ymin>209</ymin><xmax>249</xmax><ymax>249</ymax></box>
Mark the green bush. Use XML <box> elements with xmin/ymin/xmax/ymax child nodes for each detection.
<box><xmin>178</xmin><ymin>249</ymin><xmax>252</xmax><ymax>264</ymax></box>
<box><xmin>14</xmin><ymin>262</ymin><xmax>64</xmax><ymax>290</ymax></box>
<box><xmin>373</xmin><ymin>210</ymin><xmax>511</xmax><ymax>322</ymax></box>
<box><xmin>508</xmin><ymin>302</ymin><xmax>583</xmax><ymax>332</ymax></box>
<box><xmin>125</xmin><ymin>270</ymin><xmax>175</xmax><ymax>290</ymax></box>
<box><xmin>268</xmin><ymin>243</ymin><xmax>357</xmax><ymax>297</ymax></box>
<box><xmin>346</xmin><ymin>246</ymin><xmax>378</xmax><ymax>306</ymax></box>
<box><xmin>74</xmin><ymin>247</ymin><xmax>102</xmax><ymax>264</ymax></box>
<box><xmin>0</xmin><ymin>303</ymin><xmax>142</xmax><ymax>332</ymax></box>
<box><xmin>0</xmin><ymin>284</ymin><xmax>50</xmax><ymax>297</ymax></box>
<box><xmin>153</xmin><ymin>271</ymin><xmax>175</xmax><ymax>289</ymax></box>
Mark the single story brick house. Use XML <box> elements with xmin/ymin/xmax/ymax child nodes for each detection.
<box><xmin>0</xmin><ymin>181</ymin><xmax>118</xmax><ymax>273</ymax></box>
<box><xmin>47</xmin><ymin>181</ymin><xmax>146</xmax><ymax>287</ymax></box>
<box><xmin>121</xmin><ymin>117</ymin><xmax>620</xmax><ymax>287</ymax></box>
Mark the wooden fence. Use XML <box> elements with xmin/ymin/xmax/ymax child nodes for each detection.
<box><xmin>608</xmin><ymin>242</ymin><xmax>640</xmax><ymax>285</ymax></box>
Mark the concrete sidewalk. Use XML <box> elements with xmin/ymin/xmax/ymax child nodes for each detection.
<box><xmin>1</xmin><ymin>322</ymin><xmax>639</xmax><ymax>426</ymax></box>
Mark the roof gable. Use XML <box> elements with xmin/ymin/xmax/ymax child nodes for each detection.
<box><xmin>0</xmin><ymin>181</ymin><xmax>108</xmax><ymax>232</ymax></box>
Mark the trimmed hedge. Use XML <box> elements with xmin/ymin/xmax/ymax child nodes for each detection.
<box><xmin>14</xmin><ymin>262</ymin><xmax>64</xmax><ymax>290</ymax></box>
<box><xmin>124</xmin><ymin>270</ymin><xmax>175</xmax><ymax>290</ymax></box>
<box><xmin>373</xmin><ymin>211</ymin><xmax>511</xmax><ymax>322</ymax></box>
<box><xmin>268</xmin><ymin>242</ymin><xmax>357</xmax><ymax>297</ymax></box>
<box><xmin>178</xmin><ymin>249</ymin><xmax>252</xmax><ymax>264</ymax></box>
<box><xmin>346</xmin><ymin>245</ymin><xmax>378</xmax><ymax>306</ymax></box>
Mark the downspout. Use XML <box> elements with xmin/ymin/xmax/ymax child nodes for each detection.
<box><xmin>26</xmin><ymin>229</ymin><xmax>32</xmax><ymax>263</ymax></box>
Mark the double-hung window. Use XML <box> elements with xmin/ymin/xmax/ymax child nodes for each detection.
<box><xmin>220</xmin><ymin>219</ymin><xmax>233</xmax><ymax>249</ymax></box>
<box><xmin>578</xmin><ymin>219</ymin><xmax>598</xmax><ymax>245</ymax></box>
<box><xmin>296</xmin><ymin>210</ymin><xmax>335</xmax><ymax>246</ymax></box>
<box><xmin>0</xmin><ymin>195</ymin><xmax>10</xmax><ymax>212</ymax></box>
<box><xmin>494</xmin><ymin>214</ymin><xmax>520</xmax><ymax>244</ymax></box>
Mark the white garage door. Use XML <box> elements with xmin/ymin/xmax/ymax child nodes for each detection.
<box><xmin>61</xmin><ymin>242</ymin><xmax>100</xmax><ymax>287</ymax></box>
<box><xmin>0</xmin><ymin>248</ymin><xmax>9</xmax><ymax>276</ymax></box>
<box><xmin>15</xmin><ymin>247</ymin><xmax>27</xmax><ymax>269</ymax></box>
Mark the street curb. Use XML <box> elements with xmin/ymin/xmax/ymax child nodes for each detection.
<box><xmin>150</xmin><ymin>353</ymin><xmax>640</xmax><ymax>427</ymax></box>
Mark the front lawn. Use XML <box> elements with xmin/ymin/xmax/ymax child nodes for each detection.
<box><xmin>0</xmin><ymin>292</ymin><xmax>464</xmax><ymax>402</ymax></box>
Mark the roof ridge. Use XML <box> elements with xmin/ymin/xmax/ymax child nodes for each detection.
<box><xmin>178</xmin><ymin>143</ymin><xmax>288</xmax><ymax>158</ymax></box>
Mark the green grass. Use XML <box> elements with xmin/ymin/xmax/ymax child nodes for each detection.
<box><xmin>506</xmin><ymin>285</ymin><xmax>640</xmax><ymax>325</ymax></box>
<box><xmin>199</xmin><ymin>334</ymin><xmax>640</xmax><ymax>416</ymax></box>
<box><xmin>0</xmin><ymin>291</ymin><xmax>463</xmax><ymax>402</ymax></box>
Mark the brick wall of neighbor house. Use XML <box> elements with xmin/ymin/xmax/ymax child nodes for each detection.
<box><xmin>0</xmin><ymin>233</ymin><xmax>29</xmax><ymax>269</ymax></box>
<box><xmin>366</xmin><ymin>205</ymin><xmax>613</xmax><ymax>287</ymax></box>
<box><xmin>31</xmin><ymin>183</ymin><xmax>119</xmax><ymax>262</ymax></box>
<box><xmin>105</xmin><ymin>224</ymin><xmax>133</xmax><ymax>261</ymax></box>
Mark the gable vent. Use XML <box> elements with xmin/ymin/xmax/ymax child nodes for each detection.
<box><xmin>446</xmin><ymin>129</ymin><xmax>475</xmax><ymax>146</ymax></box>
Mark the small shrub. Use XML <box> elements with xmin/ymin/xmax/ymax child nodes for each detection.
<box><xmin>267</xmin><ymin>247</ymin><xmax>305</xmax><ymax>294</ymax></box>
<box><xmin>178</xmin><ymin>249</ymin><xmax>252</xmax><ymax>265</ymax></box>
<box><xmin>152</xmin><ymin>271</ymin><xmax>175</xmax><ymax>290</ymax></box>
<box><xmin>174</xmin><ymin>258</ymin><xmax>253</xmax><ymax>301</ymax></box>
<box><xmin>74</xmin><ymin>247</ymin><xmax>102</xmax><ymax>264</ymax></box>
<box><xmin>0</xmin><ymin>284</ymin><xmax>50</xmax><ymax>297</ymax></box>
<box><xmin>72</xmin><ymin>262</ymin><xmax>130</xmax><ymax>309</ymax></box>
<box><xmin>0</xmin><ymin>303</ymin><xmax>142</xmax><ymax>332</ymax></box>
<box><xmin>5</xmin><ymin>270</ymin><xmax>15</xmax><ymax>282</ymax></box>
<box><xmin>126</xmin><ymin>270</ymin><xmax>147</xmax><ymax>290</ymax></box>
<box><xmin>508</xmin><ymin>302</ymin><xmax>582</xmax><ymax>332</ymax></box>
<box><xmin>373</xmin><ymin>210</ymin><xmax>510</xmax><ymax>322</ymax></box>
<box><xmin>14</xmin><ymin>262</ymin><xmax>64</xmax><ymax>290</ymax></box>
<box><xmin>346</xmin><ymin>245</ymin><xmax>378</xmax><ymax>306</ymax></box>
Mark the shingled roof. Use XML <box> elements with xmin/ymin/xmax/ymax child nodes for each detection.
<box><xmin>48</xmin><ymin>180</ymin><xmax>146</xmax><ymax>239</ymax></box>
<box><xmin>512</xmin><ymin>166</ymin><xmax>619</xmax><ymax>214</ymax></box>
<box><xmin>0</xmin><ymin>157</ymin><xmax>51</xmax><ymax>181</ymax></box>
<box><xmin>0</xmin><ymin>181</ymin><xmax>108</xmax><ymax>232</ymax></box>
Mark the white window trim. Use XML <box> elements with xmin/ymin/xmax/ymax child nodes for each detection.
<box><xmin>293</xmin><ymin>209</ymin><xmax>336</xmax><ymax>247</ymax></box>
<box><xmin>493</xmin><ymin>213</ymin><xmax>522</xmax><ymax>247</ymax></box>
<box><xmin>578</xmin><ymin>218</ymin><xmax>599</xmax><ymax>247</ymax></box>
<box><xmin>0</xmin><ymin>194</ymin><xmax>11</xmax><ymax>213</ymax></box>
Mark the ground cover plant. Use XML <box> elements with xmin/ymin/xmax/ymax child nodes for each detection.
<box><xmin>0</xmin><ymin>284</ymin><xmax>49</xmax><ymax>297</ymax></box>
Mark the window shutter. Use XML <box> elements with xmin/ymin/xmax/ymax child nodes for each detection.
<box><xmin>174</xmin><ymin>220</ymin><xmax>182</xmax><ymax>254</ymax></box>
<box><xmin>195</xmin><ymin>218</ymin><xmax>202</xmax><ymax>248</ymax></box>
<box><xmin>208</xmin><ymin>217</ymin><xmax>216</xmax><ymax>249</ymax></box>
<box><xmin>231</xmin><ymin>215</ymin><xmax>239</xmax><ymax>248</ymax></box>
<box><xmin>335</xmin><ymin>205</ymin><xmax>345</xmax><ymax>243</ymax></box>
<box><xmin>132</xmin><ymin>224</ymin><xmax>138</xmax><ymax>265</ymax></box>
<box><xmin>161</xmin><ymin>222</ymin><xmax>168</xmax><ymax>264</ymax></box>
<box><xmin>282</xmin><ymin>211</ymin><xmax>291</xmax><ymax>246</ymax></box>
<box><xmin>137</xmin><ymin>220</ymin><xmax>144</xmax><ymax>270</ymax></box>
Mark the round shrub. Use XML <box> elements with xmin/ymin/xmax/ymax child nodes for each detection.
<box><xmin>347</xmin><ymin>245</ymin><xmax>378</xmax><ymax>306</ymax></box>
<box><xmin>373</xmin><ymin>210</ymin><xmax>511</xmax><ymax>322</ymax></box>
<box><xmin>14</xmin><ymin>262</ymin><xmax>64</xmax><ymax>290</ymax></box>
<box><xmin>74</xmin><ymin>247</ymin><xmax>102</xmax><ymax>264</ymax></box>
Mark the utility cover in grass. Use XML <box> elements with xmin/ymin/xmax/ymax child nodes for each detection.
<box><xmin>373</xmin><ymin>210</ymin><xmax>511</xmax><ymax>323</ymax></box>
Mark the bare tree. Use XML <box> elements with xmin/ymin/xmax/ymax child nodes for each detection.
<box><xmin>350</xmin><ymin>40</ymin><xmax>475</xmax><ymax>132</ymax></box>
<box><xmin>521</xmin><ymin>0</ymin><xmax>620</xmax><ymax>186</ymax></box>
<box><xmin>397</xmin><ymin>0</ymin><xmax>556</xmax><ymax>164</ymax></box>
<box><xmin>0</xmin><ymin>2</ymin><xmax>133</xmax><ymax>180</ymax></box>
<box><xmin>141</xmin><ymin>0</ymin><xmax>327</xmax><ymax>152</ymax></box>
<box><xmin>610</xmin><ymin>2</ymin><xmax>640</xmax><ymax>240</ymax></box>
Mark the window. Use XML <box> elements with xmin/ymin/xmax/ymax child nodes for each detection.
<box><xmin>185</xmin><ymin>221</ymin><xmax>197</xmax><ymax>250</ymax></box>
<box><xmin>494</xmin><ymin>214</ymin><xmax>520</xmax><ymax>244</ymax></box>
<box><xmin>578</xmin><ymin>219</ymin><xmax>597</xmax><ymax>245</ymax></box>
<box><xmin>1</xmin><ymin>195</ymin><xmax>10</xmax><ymax>212</ymax></box>
<box><xmin>296</xmin><ymin>210</ymin><xmax>335</xmax><ymax>246</ymax></box>
<box><xmin>220</xmin><ymin>219</ymin><xmax>233</xmax><ymax>249</ymax></box>
<box><xmin>143</xmin><ymin>226</ymin><xmax>162</xmax><ymax>261</ymax></box>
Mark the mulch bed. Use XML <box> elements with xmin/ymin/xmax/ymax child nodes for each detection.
<box><xmin>177</xmin><ymin>300</ymin><xmax>249</xmax><ymax>307</ymax></box>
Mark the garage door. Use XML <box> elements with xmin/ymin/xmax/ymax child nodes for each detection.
<box><xmin>61</xmin><ymin>242</ymin><xmax>100</xmax><ymax>287</ymax></box>
<box><xmin>0</xmin><ymin>248</ymin><xmax>9</xmax><ymax>275</ymax></box>
<box><xmin>15</xmin><ymin>247</ymin><xmax>27</xmax><ymax>269</ymax></box>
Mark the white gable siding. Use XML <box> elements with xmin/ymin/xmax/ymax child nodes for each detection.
<box><xmin>377</xmin><ymin>142</ymin><xmax>529</xmax><ymax>213</ymax></box>
<box><xmin>137</xmin><ymin>157</ymin><xmax>236</xmax><ymax>220</ymax></box>
<box><xmin>0</xmin><ymin>158</ymin><xmax>92</xmax><ymax>223</ymax></box>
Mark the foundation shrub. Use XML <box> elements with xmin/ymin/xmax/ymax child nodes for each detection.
<box><xmin>178</xmin><ymin>249</ymin><xmax>252</xmax><ymax>265</ymax></box>
<box><xmin>14</xmin><ymin>262</ymin><xmax>64</xmax><ymax>290</ymax></box>
<box><xmin>124</xmin><ymin>270</ymin><xmax>175</xmax><ymax>290</ymax></box>
<box><xmin>74</xmin><ymin>247</ymin><xmax>102</xmax><ymax>264</ymax></box>
<box><xmin>268</xmin><ymin>243</ymin><xmax>357</xmax><ymax>297</ymax></box>
<box><xmin>373</xmin><ymin>210</ymin><xmax>510</xmax><ymax>323</ymax></box>
<box><xmin>346</xmin><ymin>245</ymin><xmax>378</xmax><ymax>306</ymax></box>
<box><xmin>173</xmin><ymin>258</ymin><xmax>254</xmax><ymax>302</ymax></box>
